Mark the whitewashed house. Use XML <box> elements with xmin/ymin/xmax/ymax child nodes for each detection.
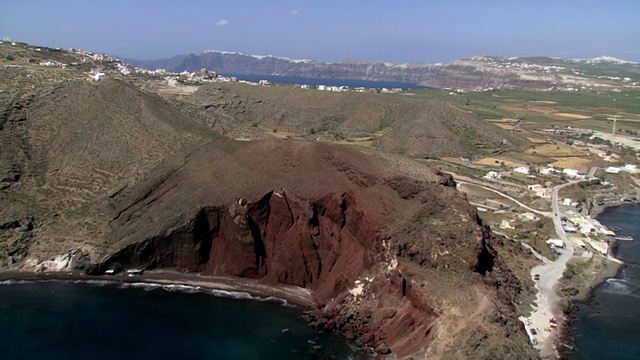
<box><xmin>624</xmin><ymin>164</ymin><xmax>639</xmax><ymax>173</ymax></box>
<box><xmin>484</xmin><ymin>171</ymin><xmax>501</xmax><ymax>179</ymax></box>
<box><xmin>562</xmin><ymin>168</ymin><xmax>584</xmax><ymax>178</ymax></box>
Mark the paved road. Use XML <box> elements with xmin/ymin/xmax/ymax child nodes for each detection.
<box><xmin>526</xmin><ymin>168</ymin><xmax>597</xmax><ymax>356</ymax></box>
<box><xmin>450</xmin><ymin>167</ymin><xmax>601</xmax><ymax>355</ymax></box>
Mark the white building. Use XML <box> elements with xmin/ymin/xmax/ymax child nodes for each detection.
<box><xmin>562</xmin><ymin>168</ymin><xmax>585</xmax><ymax>178</ymax></box>
<box><xmin>528</xmin><ymin>184</ymin><xmax>543</xmax><ymax>191</ymax></box>
<box><xmin>527</xmin><ymin>184</ymin><xmax>551</xmax><ymax>198</ymax></box>
<box><xmin>539</xmin><ymin>166</ymin><xmax>557</xmax><ymax>175</ymax></box>
<box><xmin>484</xmin><ymin>171</ymin><xmax>501</xmax><ymax>179</ymax></box>
<box><xmin>624</xmin><ymin>164</ymin><xmax>639</xmax><ymax>173</ymax></box>
<box><xmin>546</xmin><ymin>239</ymin><xmax>565</xmax><ymax>249</ymax></box>
<box><xmin>606</xmin><ymin>166</ymin><xmax>621</xmax><ymax>174</ymax></box>
<box><xmin>513</xmin><ymin>166</ymin><xmax>530</xmax><ymax>174</ymax></box>
<box><xmin>92</xmin><ymin>72</ymin><xmax>106</xmax><ymax>81</ymax></box>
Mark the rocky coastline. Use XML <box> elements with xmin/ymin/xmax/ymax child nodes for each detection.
<box><xmin>556</xmin><ymin>201</ymin><xmax>635</xmax><ymax>358</ymax></box>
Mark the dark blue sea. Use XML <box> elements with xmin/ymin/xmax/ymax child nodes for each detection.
<box><xmin>571</xmin><ymin>204</ymin><xmax>640</xmax><ymax>359</ymax></box>
<box><xmin>219</xmin><ymin>73</ymin><xmax>428</xmax><ymax>90</ymax></box>
<box><xmin>0</xmin><ymin>281</ymin><xmax>370</xmax><ymax>360</ymax></box>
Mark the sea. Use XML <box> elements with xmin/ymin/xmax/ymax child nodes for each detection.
<box><xmin>571</xmin><ymin>204</ymin><xmax>640</xmax><ymax>359</ymax></box>
<box><xmin>0</xmin><ymin>280</ymin><xmax>371</xmax><ymax>360</ymax></box>
<box><xmin>218</xmin><ymin>73</ymin><xmax>428</xmax><ymax>90</ymax></box>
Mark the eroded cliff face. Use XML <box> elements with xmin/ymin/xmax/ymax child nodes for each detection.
<box><xmin>92</xmin><ymin>188</ymin><xmax>439</xmax><ymax>355</ymax></box>
<box><xmin>33</xmin><ymin>137</ymin><xmax>530</xmax><ymax>359</ymax></box>
<box><xmin>88</xmin><ymin>175</ymin><xmax>525</xmax><ymax>358</ymax></box>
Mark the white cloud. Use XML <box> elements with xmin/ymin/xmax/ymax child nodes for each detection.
<box><xmin>216</xmin><ymin>19</ymin><xmax>230</xmax><ymax>27</ymax></box>
<box><xmin>290</xmin><ymin>10</ymin><xmax>299</xmax><ymax>17</ymax></box>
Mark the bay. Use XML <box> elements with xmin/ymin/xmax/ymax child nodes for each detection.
<box><xmin>0</xmin><ymin>281</ymin><xmax>370</xmax><ymax>360</ymax></box>
<box><xmin>218</xmin><ymin>73</ymin><xmax>428</xmax><ymax>90</ymax></box>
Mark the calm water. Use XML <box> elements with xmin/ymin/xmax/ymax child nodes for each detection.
<box><xmin>0</xmin><ymin>281</ymin><xmax>369</xmax><ymax>360</ymax></box>
<box><xmin>219</xmin><ymin>73</ymin><xmax>428</xmax><ymax>90</ymax></box>
<box><xmin>571</xmin><ymin>204</ymin><xmax>640</xmax><ymax>359</ymax></box>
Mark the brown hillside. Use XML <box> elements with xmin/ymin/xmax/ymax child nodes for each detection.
<box><xmin>1</xmin><ymin>78</ymin><xmax>219</xmax><ymax>261</ymax></box>
<box><xmin>95</xmin><ymin>139</ymin><xmax>536</xmax><ymax>359</ymax></box>
<box><xmin>1</xmin><ymin>66</ymin><xmax>536</xmax><ymax>359</ymax></box>
<box><xmin>186</xmin><ymin>82</ymin><xmax>528</xmax><ymax>157</ymax></box>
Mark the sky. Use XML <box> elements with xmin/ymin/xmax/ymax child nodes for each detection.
<box><xmin>1</xmin><ymin>0</ymin><xmax>639</xmax><ymax>63</ymax></box>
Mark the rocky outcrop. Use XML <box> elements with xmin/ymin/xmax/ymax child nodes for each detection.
<box><xmin>91</xmin><ymin>188</ymin><xmax>445</xmax><ymax>356</ymax></box>
<box><xmin>82</xmin><ymin>144</ymin><xmax>528</xmax><ymax>357</ymax></box>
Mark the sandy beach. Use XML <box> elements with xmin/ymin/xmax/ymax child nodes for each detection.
<box><xmin>0</xmin><ymin>270</ymin><xmax>315</xmax><ymax>309</ymax></box>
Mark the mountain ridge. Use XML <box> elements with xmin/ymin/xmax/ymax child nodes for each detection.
<box><xmin>125</xmin><ymin>50</ymin><xmax>640</xmax><ymax>91</ymax></box>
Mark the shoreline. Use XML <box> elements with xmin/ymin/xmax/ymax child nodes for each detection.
<box><xmin>0</xmin><ymin>269</ymin><xmax>315</xmax><ymax>309</ymax></box>
<box><xmin>589</xmin><ymin>198</ymin><xmax>640</xmax><ymax>218</ymax></box>
<box><xmin>0</xmin><ymin>269</ymin><xmax>377</xmax><ymax>357</ymax></box>
<box><xmin>558</xmin><ymin>201</ymin><xmax>637</xmax><ymax>357</ymax></box>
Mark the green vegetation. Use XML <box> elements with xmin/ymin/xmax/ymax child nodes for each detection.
<box><xmin>400</xmin><ymin>88</ymin><xmax>640</xmax><ymax>133</ymax></box>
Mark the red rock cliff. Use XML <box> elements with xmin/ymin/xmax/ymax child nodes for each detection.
<box><xmin>90</xmin><ymin>140</ymin><xmax>529</xmax><ymax>358</ymax></box>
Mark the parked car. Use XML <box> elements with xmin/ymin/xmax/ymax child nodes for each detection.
<box><xmin>530</xmin><ymin>328</ymin><xmax>537</xmax><ymax>335</ymax></box>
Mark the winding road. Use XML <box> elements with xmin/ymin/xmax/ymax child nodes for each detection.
<box><xmin>456</xmin><ymin>167</ymin><xmax>600</xmax><ymax>356</ymax></box>
<box><xmin>526</xmin><ymin>168</ymin><xmax>597</xmax><ymax>356</ymax></box>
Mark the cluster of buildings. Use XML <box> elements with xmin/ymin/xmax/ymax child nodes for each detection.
<box><xmin>485</xmin><ymin>164</ymin><xmax>588</xmax><ymax>182</ymax></box>
<box><xmin>311</xmin><ymin>85</ymin><xmax>402</xmax><ymax>93</ymax></box>
<box><xmin>605</xmin><ymin>164</ymin><xmax>639</xmax><ymax>174</ymax></box>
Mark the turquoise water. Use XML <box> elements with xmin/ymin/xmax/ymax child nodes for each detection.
<box><xmin>571</xmin><ymin>204</ymin><xmax>640</xmax><ymax>359</ymax></box>
<box><xmin>0</xmin><ymin>280</ymin><xmax>370</xmax><ymax>360</ymax></box>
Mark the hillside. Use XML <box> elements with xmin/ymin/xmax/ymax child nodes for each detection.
<box><xmin>185</xmin><ymin>82</ymin><xmax>528</xmax><ymax>158</ymax></box>
<box><xmin>127</xmin><ymin>51</ymin><xmax>640</xmax><ymax>91</ymax></box>
<box><xmin>0</xmin><ymin>77</ymin><xmax>220</xmax><ymax>263</ymax></box>
<box><xmin>1</xmin><ymin>42</ymin><xmax>538</xmax><ymax>359</ymax></box>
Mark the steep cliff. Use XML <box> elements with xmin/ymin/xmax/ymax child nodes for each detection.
<box><xmin>77</xmin><ymin>139</ymin><xmax>535</xmax><ymax>358</ymax></box>
<box><xmin>127</xmin><ymin>51</ymin><xmax>640</xmax><ymax>90</ymax></box>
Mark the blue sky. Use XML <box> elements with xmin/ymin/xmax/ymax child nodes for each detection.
<box><xmin>1</xmin><ymin>0</ymin><xmax>639</xmax><ymax>63</ymax></box>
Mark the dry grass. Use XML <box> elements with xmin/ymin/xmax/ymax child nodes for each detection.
<box><xmin>525</xmin><ymin>136</ymin><xmax>548</xmax><ymax>144</ymax></box>
<box><xmin>265</xmin><ymin>129</ymin><xmax>303</xmax><ymax>139</ymax></box>
<box><xmin>548</xmin><ymin>112</ymin><xmax>591</xmax><ymax>120</ymax></box>
<box><xmin>525</xmin><ymin>143</ymin><xmax>587</xmax><ymax>157</ymax></box>
<box><xmin>494</xmin><ymin>123</ymin><xmax>516</xmax><ymax>130</ymax></box>
<box><xmin>500</xmin><ymin>104</ymin><xmax>557</xmax><ymax>114</ymax></box>
<box><xmin>502</xmin><ymin>151</ymin><xmax>552</xmax><ymax>165</ymax></box>
<box><xmin>550</xmin><ymin>157</ymin><xmax>593</xmax><ymax>171</ymax></box>
<box><xmin>335</xmin><ymin>139</ymin><xmax>375</xmax><ymax>148</ymax></box>
<box><xmin>157</xmin><ymin>85</ymin><xmax>200</xmax><ymax>95</ymax></box>
<box><xmin>499</xmin><ymin>104</ymin><xmax>591</xmax><ymax>121</ymax></box>
<box><xmin>485</xmin><ymin>118</ymin><xmax>519</xmax><ymax>123</ymax></box>
<box><xmin>474</xmin><ymin>157</ymin><xmax>527</xmax><ymax>168</ymax></box>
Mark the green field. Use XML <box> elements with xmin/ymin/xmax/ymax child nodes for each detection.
<box><xmin>396</xmin><ymin>88</ymin><xmax>640</xmax><ymax>133</ymax></box>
